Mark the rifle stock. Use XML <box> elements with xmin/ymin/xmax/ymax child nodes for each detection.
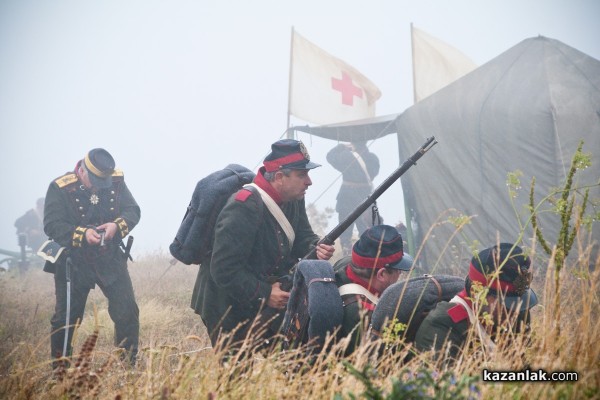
<box><xmin>280</xmin><ymin>136</ymin><xmax>437</xmax><ymax>291</ymax></box>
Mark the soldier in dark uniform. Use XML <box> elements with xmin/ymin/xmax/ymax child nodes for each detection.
<box><xmin>333</xmin><ymin>224</ymin><xmax>412</xmax><ymax>355</ymax></box>
<box><xmin>414</xmin><ymin>243</ymin><xmax>538</xmax><ymax>362</ymax></box>
<box><xmin>43</xmin><ymin>148</ymin><xmax>141</xmax><ymax>367</ymax></box>
<box><xmin>14</xmin><ymin>197</ymin><xmax>47</xmax><ymax>252</ymax></box>
<box><xmin>327</xmin><ymin>141</ymin><xmax>380</xmax><ymax>253</ymax></box>
<box><xmin>191</xmin><ymin>139</ymin><xmax>335</xmax><ymax>352</ymax></box>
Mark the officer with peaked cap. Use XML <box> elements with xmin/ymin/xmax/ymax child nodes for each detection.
<box><xmin>415</xmin><ymin>242</ymin><xmax>538</xmax><ymax>361</ymax></box>
<box><xmin>191</xmin><ymin>139</ymin><xmax>335</xmax><ymax>353</ymax></box>
<box><xmin>332</xmin><ymin>224</ymin><xmax>412</xmax><ymax>355</ymax></box>
<box><xmin>43</xmin><ymin>148</ymin><xmax>141</xmax><ymax>368</ymax></box>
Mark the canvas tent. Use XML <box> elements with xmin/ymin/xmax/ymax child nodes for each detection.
<box><xmin>293</xmin><ymin>36</ymin><xmax>600</xmax><ymax>270</ymax></box>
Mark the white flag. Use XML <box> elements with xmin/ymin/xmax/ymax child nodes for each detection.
<box><xmin>412</xmin><ymin>26</ymin><xmax>477</xmax><ymax>102</ymax></box>
<box><xmin>290</xmin><ymin>30</ymin><xmax>381</xmax><ymax>125</ymax></box>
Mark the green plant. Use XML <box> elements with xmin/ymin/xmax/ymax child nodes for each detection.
<box><xmin>528</xmin><ymin>140</ymin><xmax>593</xmax><ymax>339</ymax></box>
<box><xmin>380</xmin><ymin>318</ymin><xmax>407</xmax><ymax>346</ymax></box>
<box><xmin>337</xmin><ymin>362</ymin><xmax>479</xmax><ymax>400</ymax></box>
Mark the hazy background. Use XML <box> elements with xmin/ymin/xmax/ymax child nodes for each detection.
<box><xmin>1</xmin><ymin>0</ymin><xmax>599</xmax><ymax>256</ymax></box>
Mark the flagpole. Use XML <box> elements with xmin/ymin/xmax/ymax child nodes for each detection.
<box><xmin>410</xmin><ymin>22</ymin><xmax>418</xmax><ymax>104</ymax></box>
<box><xmin>286</xmin><ymin>26</ymin><xmax>294</xmax><ymax>139</ymax></box>
<box><xmin>405</xmin><ymin>22</ymin><xmax>417</xmax><ymax>257</ymax></box>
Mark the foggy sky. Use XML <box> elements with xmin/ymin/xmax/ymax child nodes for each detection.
<box><xmin>1</xmin><ymin>0</ymin><xmax>599</xmax><ymax>256</ymax></box>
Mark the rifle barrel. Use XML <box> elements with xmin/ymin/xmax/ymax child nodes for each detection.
<box><xmin>304</xmin><ymin>136</ymin><xmax>437</xmax><ymax>260</ymax></box>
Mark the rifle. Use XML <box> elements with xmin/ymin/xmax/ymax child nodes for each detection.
<box><xmin>280</xmin><ymin>136</ymin><xmax>437</xmax><ymax>291</ymax></box>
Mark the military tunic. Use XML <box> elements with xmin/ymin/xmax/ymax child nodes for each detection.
<box><xmin>191</xmin><ymin>169</ymin><xmax>319</xmax><ymax>347</ymax></box>
<box><xmin>43</xmin><ymin>162</ymin><xmax>141</xmax><ymax>362</ymax></box>
<box><xmin>326</xmin><ymin>144</ymin><xmax>380</xmax><ymax>250</ymax></box>
<box><xmin>414</xmin><ymin>300</ymin><xmax>470</xmax><ymax>361</ymax></box>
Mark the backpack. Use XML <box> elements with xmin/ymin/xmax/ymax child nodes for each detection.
<box><xmin>370</xmin><ymin>274</ymin><xmax>464</xmax><ymax>343</ymax></box>
<box><xmin>169</xmin><ymin>164</ymin><xmax>255</xmax><ymax>265</ymax></box>
<box><xmin>282</xmin><ymin>259</ymin><xmax>344</xmax><ymax>352</ymax></box>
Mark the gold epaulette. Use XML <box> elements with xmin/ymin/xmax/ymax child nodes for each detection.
<box><xmin>55</xmin><ymin>173</ymin><xmax>78</xmax><ymax>188</ymax></box>
<box><xmin>112</xmin><ymin>169</ymin><xmax>124</xmax><ymax>177</ymax></box>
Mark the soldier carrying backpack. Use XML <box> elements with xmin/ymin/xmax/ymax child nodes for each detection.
<box><xmin>332</xmin><ymin>225</ymin><xmax>413</xmax><ymax>355</ymax></box>
<box><xmin>188</xmin><ymin>139</ymin><xmax>335</xmax><ymax>353</ymax></box>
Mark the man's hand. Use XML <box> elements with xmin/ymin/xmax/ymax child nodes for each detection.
<box><xmin>85</xmin><ymin>222</ymin><xmax>118</xmax><ymax>245</ymax></box>
<box><xmin>267</xmin><ymin>282</ymin><xmax>291</xmax><ymax>310</ymax></box>
<box><xmin>96</xmin><ymin>222</ymin><xmax>119</xmax><ymax>241</ymax></box>
<box><xmin>315</xmin><ymin>243</ymin><xmax>335</xmax><ymax>261</ymax></box>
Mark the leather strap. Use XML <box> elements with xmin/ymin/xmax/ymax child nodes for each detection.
<box><xmin>308</xmin><ymin>277</ymin><xmax>335</xmax><ymax>286</ymax></box>
<box><xmin>424</xmin><ymin>274</ymin><xmax>443</xmax><ymax>302</ymax></box>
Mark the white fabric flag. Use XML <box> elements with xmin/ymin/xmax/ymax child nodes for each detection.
<box><xmin>290</xmin><ymin>30</ymin><xmax>381</xmax><ymax>125</ymax></box>
<box><xmin>412</xmin><ymin>26</ymin><xmax>477</xmax><ymax>102</ymax></box>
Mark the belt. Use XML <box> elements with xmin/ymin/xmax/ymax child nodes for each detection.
<box><xmin>342</xmin><ymin>181</ymin><xmax>372</xmax><ymax>188</ymax></box>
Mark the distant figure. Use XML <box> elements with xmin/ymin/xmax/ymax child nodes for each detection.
<box><xmin>327</xmin><ymin>141</ymin><xmax>380</xmax><ymax>253</ymax></box>
<box><xmin>14</xmin><ymin>197</ymin><xmax>47</xmax><ymax>251</ymax></box>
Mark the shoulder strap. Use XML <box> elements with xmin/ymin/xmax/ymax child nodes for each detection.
<box><xmin>424</xmin><ymin>274</ymin><xmax>443</xmax><ymax>302</ymax></box>
<box><xmin>339</xmin><ymin>283</ymin><xmax>379</xmax><ymax>305</ymax></box>
<box><xmin>449</xmin><ymin>295</ymin><xmax>496</xmax><ymax>354</ymax></box>
<box><xmin>246</xmin><ymin>183</ymin><xmax>295</xmax><ymax>247</ymax></box>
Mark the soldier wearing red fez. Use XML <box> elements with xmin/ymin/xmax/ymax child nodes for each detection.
<box><xmin>333</xmin><ymin>224</ymin><xmax>412</xmax><ymax>354</ymax></box>
<box><xmin>191</xmin><ymin>139</ymin><xmax>335</xmax><ymax>352</ymax></box>
<box><xmin>415</xmin><ymin>243</ymin><xmax>538</xmax><ymax>361</ymax></box>
<box><xmin>43</xmin><ymin>148</ymin><xmax>141</xmax><ymax>368</ymax></box>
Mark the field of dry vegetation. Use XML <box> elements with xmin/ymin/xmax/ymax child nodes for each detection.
<box><xmin>0</xmin><ymin>235</ymin><xmax>598</xmax><ymax>399</ymax></box>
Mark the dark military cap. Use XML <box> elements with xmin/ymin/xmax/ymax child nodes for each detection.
<box><xmin>263</xmin><ymin>139</ymin><xmax>321</xmax><ymax>172</ymax></box>
<box><xmin>84</xmin><ymin>148</ymin><xmax>115</xmax><ymax>189</ymax></box>
<box><xmin>352</xmin><ymin>224</ymin><xmax>411</xmax><ymax>271</ymax></box>
<box><xmin>469</xmin><ymin>243</ymin><xmax>538</xmax><ymax>312</ymax></box>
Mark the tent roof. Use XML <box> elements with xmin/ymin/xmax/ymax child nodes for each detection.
<box><xmin>290</xmin><ymin>113</ymin><xmax>400</xmax><ymax>142</ymax></box>
<box><xmin>394</xmin><ymin>36</ymin><xmax>600</xmax><ymax>268</ymax></box>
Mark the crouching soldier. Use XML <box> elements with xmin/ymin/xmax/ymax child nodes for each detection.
<box><xmin>414</xmin><ymin>243</ymin><xmax>537</xmax><ymax>361</ymax></box>
<box><xmin>334</xmin><ymin>225</ymin><xmax>412</xmax><ymax>355</ymax></box>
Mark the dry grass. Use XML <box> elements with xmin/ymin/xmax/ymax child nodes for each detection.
<box><xmin>0</xmin><ymin>240</ymin><xmax>598</xmax><ymax>399</ymax></box>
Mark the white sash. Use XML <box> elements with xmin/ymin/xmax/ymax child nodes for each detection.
<box><xmin>449</xmin><ymin>295</ymin><xmax>496</xmax><ymax>354</ymax></box>
<box><xmin>351</xmin><ymin>150</ymin><xmax>372</xmax><ymax>186</ymax></box>
<box><xmin>338</xmin><ymin>283</ymin><xmax>379</xmax><ymax>305</ymax></box>
<box><xmin>246</xmin><ymin>183</ymin><xmax>295</xmax><ymax>247</ymax></box>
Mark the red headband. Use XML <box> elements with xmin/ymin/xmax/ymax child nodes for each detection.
<box><xmin>468</xmin><ymin>262</ymin><xmax>516</xmax><ymax>294</ymax></box>
<box><xmin>263</xmin><ymin>152</ymin><xmax>306</xmax><ymax>172</ymax></box>
<box><xmin>352</xmin><ymin>249</ymin><xmax>403</xmax><ymax>269</ymax></box>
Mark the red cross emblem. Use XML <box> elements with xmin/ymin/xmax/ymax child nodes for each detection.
<box><xmin>331</xmin><ymin>71</ymin><xmax>363</xmax><ymax>106</ymax></box>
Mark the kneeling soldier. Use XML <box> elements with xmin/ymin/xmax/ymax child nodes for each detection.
<box><xmin>414</xmin><ymin>243</ymin><xmax>538</xmax><ymax>361</ymax></box>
